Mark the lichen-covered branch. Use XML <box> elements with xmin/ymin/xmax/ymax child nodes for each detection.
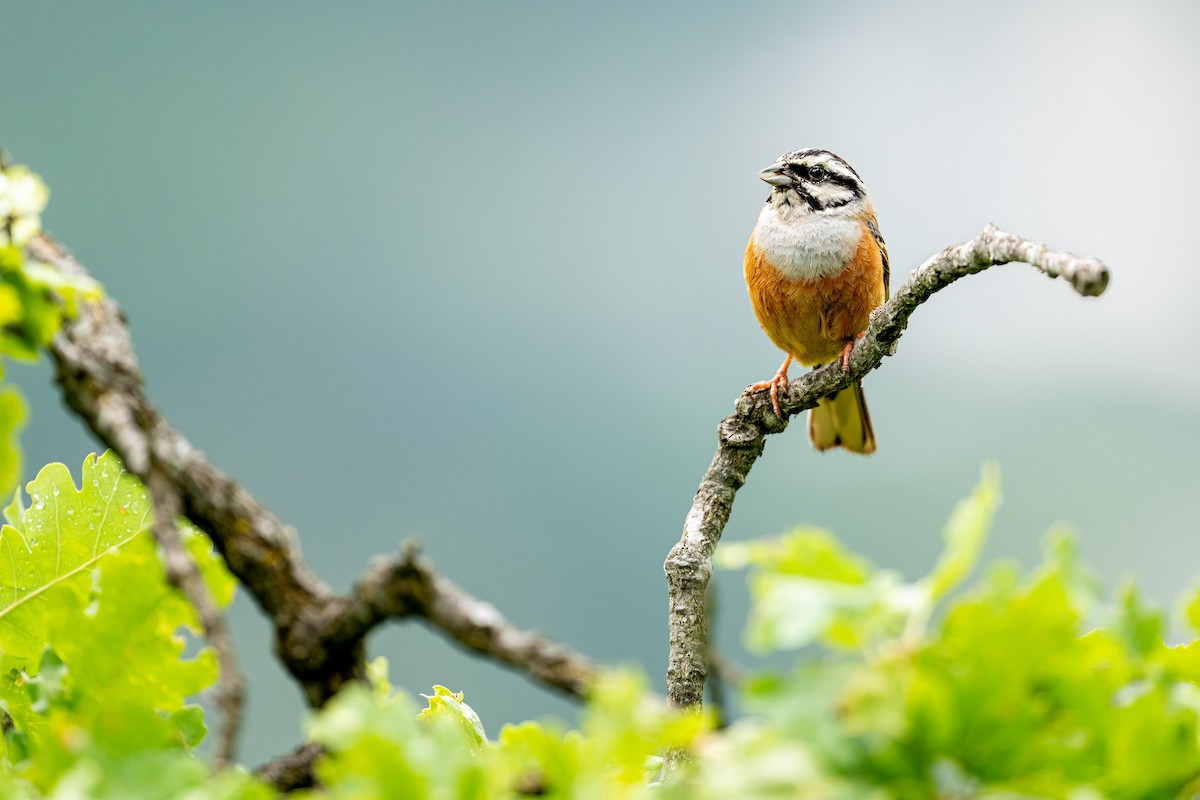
<box><xmin>326</xmin><ymin>541</ymin><xmax>600</xmax><ymax>696</ymax></box>
<box><xmin>664</xmin><ymin>224</ymin><xmax>1110</xmax><ymax>711</ymax></box>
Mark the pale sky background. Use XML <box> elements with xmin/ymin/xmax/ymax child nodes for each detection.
<box><xmin>4</xmin><ymin>0</ymin><xmax>1199</xmax><ymax>765</ymax></box>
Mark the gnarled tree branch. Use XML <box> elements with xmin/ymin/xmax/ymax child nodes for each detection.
<box><xmin>330</xmin><ymin>540</ymin><xmax>599</xmax><ymax>696</ymax></box>
<box><xmin>664</xmin><ymin>224</ymin><xmax>1110</xmax><ymax>711</ymax></box>
<box><xmin>29</xmin><ymin>235</ymin><xmax>600</xmax><ymax>780</ymax></box>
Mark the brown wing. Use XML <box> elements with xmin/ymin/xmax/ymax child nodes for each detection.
<box><xmin>866</xmin><ymin>214</ymin><xmax>890</xmax><ymax>301</ymax></box>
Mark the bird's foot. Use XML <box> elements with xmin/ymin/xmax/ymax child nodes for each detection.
<box><xmin>749</xmin><ymin>356</ymin><xmax>792</xmax><ymax>418</ymax></box>
<box><xmin>837</xmin><ymin>333</ymin><xmax>865</xmax><ymax>373</ymax></box>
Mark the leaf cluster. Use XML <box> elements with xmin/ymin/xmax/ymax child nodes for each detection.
<box><xmin>700</xmin><ymin>469</ymin><xmax>1200</xmax><ymax>798</ymax></box>
<box><xmin>4</xmin><ymin>456</ymin><xmax>1200</xmax><ymax>798</ymax></box>
<box><xmin>299</xmin><ymin>660</ymin><xmax>705</xmax><ymax>800</ymax></box>
<box><xmin>0</xmin><ymin>163</ymin><xmax>102</xmax><ymax>501</ymax></box>
<box><xmin>2</xmin><ymin>449</ymin><xmax>1200</xmax><ymax>800</ymax></box>
<box><xmin>238</xmin><ymin>469</ymin><xmax>1200</xmax><ymax>799</ymax></box>
<box><xmin>0</xmin><ymin>452</ymin><xmax>263</xmax><ymax>798</ymax></box>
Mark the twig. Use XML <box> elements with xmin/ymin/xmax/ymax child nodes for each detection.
<box><xmin>145</xmin><ymin>473</ymin><xmax>244</xmax><ymax>769</ymax></box>
<box><xmin>664</xmin><ymin>224</ymin><xmax>1110</xmax><ymax>710</ymax></box>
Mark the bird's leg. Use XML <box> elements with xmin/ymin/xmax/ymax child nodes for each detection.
<box><xmin>837</xmin><ymin>332</ymin><xmax>865</xmax><ymax>373</ymax></box>
<box><xmin>749</xmin><ymin>355</ymin><xmax>793</xmax><ymax>418</ymax></box>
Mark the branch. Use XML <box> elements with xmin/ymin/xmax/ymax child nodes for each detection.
<box><xmin>34</xmin><ymin>235</ymin><xmax>350</xmax><ymax>705</ymax></box>
<box><xmin>249</xmin><ymin>540</ymin><xmax>600</xmax><ymax>790</ymax></box>
<box><xmin>29</xmin><ymin>234</ymin><xmax>601</xmax><ymax>752</ymax></box>
<box><xmin>663</xmin><ymin>224</ymin><xmax>1110</xmax><ymax>710</ymax></box>
<box><xmin>325</xmin><ymin>541</ymin><xmax>600</xmax><ymax>697</ymax></box>
<box><xmin>255</xmin><ymin>742</ymin><xmax>323</xmax><ymax>792</ymax></box>
<box><xmin>145</xmin><ymin>473</ymin><xmax>244</xmax><ymax>769</ymax></box>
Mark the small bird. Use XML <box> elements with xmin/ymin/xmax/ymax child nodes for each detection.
<box><xmin>744</xmin><ymin>148</ymin><xmax>889</xmax><ymax>454</ymax></box>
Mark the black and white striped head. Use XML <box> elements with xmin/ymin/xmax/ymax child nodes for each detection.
<box><xmin>759</xmin><ymin>148</ymin><xmax>870</xmax><ymax>216</ymax></box>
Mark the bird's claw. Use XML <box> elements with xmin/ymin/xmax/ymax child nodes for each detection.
<box><xmin>749</xmin><ymin>361</ymin><xmax>791</xmax><ymax>418</ymax></box>
<box><xmin>837</xmin><ymin>333</ymin><xmax>865</xmax><ymax>374</ymax></box>
<box><xmin>748</xmin><ymin>376</ymin><xmax>786</xmax><ymax>418</ymax></box>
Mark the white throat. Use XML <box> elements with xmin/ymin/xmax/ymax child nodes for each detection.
<box><xmin>752</xmin><ymin>202</ymin><xmax>860</xmax><ymax>281</ymax></box>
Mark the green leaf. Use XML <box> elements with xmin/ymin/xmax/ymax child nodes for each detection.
<box><xmin>307</xmin><ymin>681</ymin><xmax>437</xmax><ymax>798</ymax></box>
<box><xmin>717</xmin><ymin>527</ymin><xmax>869</xmax><ymax>584</ymax></box>
<box><xmin>0</xmin><ymin>172</ymin><xmax>103</xmax><ymax>362</ymax></box>
<box><xmin>579</xmin><ymin>669</ymin><xmax>707</xmax><ymax>782</ymax></box>
<box><xmin>1110</xmin><ymin>582</ymin><xmax>1164</xmax><ymax>662</ymax></box>
<box><xmin>720</xmin><ymin>530</ymin><xmax>921</xmax><ymax>652</ymax></box>
<box><xmin>492</xmin><ymin>720</ymin><xmax>578</xmax><ymax>797</ymax></box>
<box><xmin>1181</xmin><ymin>580</ymin><xmax>1200</xmax><ymax>635</ymax></box>
<box><xmin>366</xmin><ymin>655</ymin><xmax>393</xmax><ymax>698</ymax></box>
<box><xmin>922</xmin><ymin>464</ymin><xmax>1000</xmax><ymax>601</ymax></box>
<box><xmin>0</xmin><ymin>284</ymin><xmax>21</xmax><ymax>327</ymax></box>
<box><xmin>44</xmin><ymin>749</ymin><xmax>271</xmax><ymax>800</ymax></box>
<box><xmin>45</xmin><ymin>533</ymin><xmax>218</xmax><ymax>720</ymax></box>
<box><xmin>307</xmin><ymin>663</ymin><xmax>705</xmax><ymax>800</ymax></box>
<box><xmin>742</xmin><ymin>572</ymin><xmax>880</xmax><ymax>652</ymax></box>
<box><xmin>1106</xmin><ymin>682</ymin><xmax>1200</xmax><ymax>795</ymax></box>
<box><xmin>1</xmin><ymin>274</ymin><xmax>61</xmax><ymax>358</ymax></box>
<box><xmin>181</xmin><ymin>519</ymin><xmax>237</xmax><ymax>609</ymax></box>
<box><xmin>0</xmin><ymin>452</ymin><xmax>152</xmax><ymax>668</ymax></box>
<box><xmin>0</xmin><ymin>386</ymin><xmax>26</xmax><ymax>501</ymax></box>
<box><xmin>0</xmin><ymin>771</ymin><xmax>36</xmax><ymax>800</ymax></box>
<box><xmin>0</xmin><ymin>247</ymin><xmax>20</xmax><ymax>273</ymax></box>
<box><xmin>418</xmin><ymin>685</ymin><xmax>487</xmax><ymax>748</ymax></box>
<box><xmin>3</xmin><ymin>485</ymin><xmax>26</xmax><ymax>534</ymax></box>
<box><xmin>1040</xmin><ymin>526</ymin><xmax>1103</xmax><ymax>617</ymax></box>
<box><xmin>168</xmin><ymin>705</ymin><xmax>208</xmax><ymax>749</ymax></box>
<box><xmin>18</xmin><ymin>260</ymin><xmax>102</xmax><ymax>318</ymax></box>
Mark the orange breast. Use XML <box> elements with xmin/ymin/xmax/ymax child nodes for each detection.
<box><xmin>744</xmin><ymin>223</ymin><xmax>886</xmax><ymax>366</ymax></box>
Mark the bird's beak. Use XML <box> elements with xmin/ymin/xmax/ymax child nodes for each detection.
<box><xmin>758</xmin><ymin>161</ymin><xmax>793</xmax><ymax>187</ymax></box>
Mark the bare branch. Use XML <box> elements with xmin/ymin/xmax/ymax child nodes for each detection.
<box><xmin>31</xmin><ymin>236</ymin><xmax>354</xmax><ymax>704</ymax></box>
<box><xmin>251</xmin><ymin>541</ymin><xmax>600</xmax><ymax>791</ymax></box>
<box><xmin>31</xmin><ymin>234</ymin><xmax>600</xmax><ymax>723</ymax></box>
<box><xmin>145</xmin><ymin>473</ymin><xmax>244</xmax><ymax>769</ymax></box>
<box><xmin>322</xmin><ymin>541</ymin><xmax>600</xmax><ymax>697</ymax></box>
<box><xmin>664</xmin><ymin>224</ymin><xmax>1110</xmax><ymax>710</ymax></box>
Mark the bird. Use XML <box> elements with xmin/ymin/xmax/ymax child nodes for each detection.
<box><xmin>743</xmin><ymin>148</ymin><xmax>889</xmax><ymax>454</ymax></box>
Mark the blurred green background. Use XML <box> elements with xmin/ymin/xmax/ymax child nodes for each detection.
<box><xmin>4</xmin><ymin>0</ymin><xmax>1198</xmax><ymax>765</ymax></box>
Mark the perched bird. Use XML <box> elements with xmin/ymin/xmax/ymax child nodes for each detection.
<box><xmin>744</xmin><ymin>148</ymin><xmax>889</xmax><ymax>454</ymax></box>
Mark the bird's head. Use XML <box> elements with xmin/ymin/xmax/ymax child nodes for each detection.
<box><xmin>759</xmin><ymin>149</ymin><xmax>870</xmax><ymax>217</ymax></box>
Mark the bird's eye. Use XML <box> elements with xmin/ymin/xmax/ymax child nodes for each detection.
<box><xmin>806</xmin><ymin>166</ymin><xmax>827</xmax><ymax>182</ymax></box>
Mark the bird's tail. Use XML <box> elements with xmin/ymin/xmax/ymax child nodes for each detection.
<box><xmin>808</xmin><ymin>381</ymin><xmax>876</xmax><ymax>455</ymax></box>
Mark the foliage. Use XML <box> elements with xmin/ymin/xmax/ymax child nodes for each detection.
<box><xmin>300</xmin><ymin>661</ymin><xmax>705</xmax><ymax>800</ymax></box>
<box><xmin>284</xmin><ymin>468</ymin><xmax>1200</xmax><ymax>799</ymax></box>
<box><xmin>2</xmin><ymin>456</ymin><xmax>1200</xmax><ymax>797</ymax></box>
<box><xmin>0</xmin><ymin>452</ymin><xmax>263</xmax><ymax>798</ymax></box>
<box><xmin>0</xmin><ymin>449</ymin><xmax>1199</xmax><ymax>799</ymax></box>
<box><xmin>695</xmin><ymin>469</ymin><xmax>1200</xmax><ymax>798</ymax></box>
